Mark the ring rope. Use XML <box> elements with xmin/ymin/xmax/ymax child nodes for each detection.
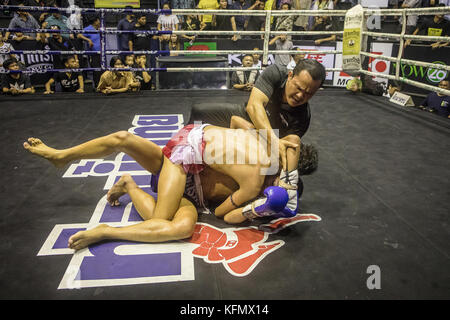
<box><xmin>360</xmin><ymin>52</ymin><xmax>450</xmax><ymax>72</ymax></box>
<box><xmin>1</xmin><ymin>4</ymin><xmax>449</xmax><ymax>96</ymax></box>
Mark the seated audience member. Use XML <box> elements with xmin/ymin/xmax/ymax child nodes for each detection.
<box><xmin>44</xmin><ymin>55</ymin><xmax>84</xmax><ymax>94</ymax></box>
<box><xmin>181</xmin><ymin>14</ymin><xmax>203</xmax><ymax>43</ymax></box>
<box><xmin>157</xmin><ymin>3</ymin><xmax>180</xmax><ymax>33</ymax></box>
<box><xmin>247</xmin><ymin>0</ymin><xmax>267</xmax><ymax>39</ymax></box>
<box><xmin>419</xmin><ymin>79</ymin><xmax>450</xmax><ymax>118</ymax></box>
<box><xmin>252</xmin><ymin>47</ymin><xmax>262</xmax><ymax>72</ymax></box>
<box><xmin>212</xmin><ymin>0</ymin><xmax>238</xmax><ymax>41</ymax></box>
<box><xmin>405</xmin><ymin>4</ymin><xmax>450</xmax><ymax>49</ymax></box>
<box><xmin>231</xmin><ymin>54</ymin><xmax>259</xmax><ymax>91</ymax></box>
<box><xmin>310</xmin><ymin>16</ymin><xmax>338</xmax><ymax>45</ymax></box>
<box><xmin>97</xmin><ymin>56</ymin><xmax>140</xmax><ymax>94</ymax></box>
<box><xmin>26</xmin><ymin>0</ymin><xmax>47</xmax><ymax>23</ymax></box>
<box><xmin>133</xmin><ymin>54</ymin><xmax>152</xmax><ymax>90</ymax></box>
<box><xmin>117</xmin><ymin>8</ymin><xmax>136</xmax><ymax>52</ymax></box>
<box><xmin>167</xmin><ymin>34</ymin><xmax>181</xmax><ymax>55</ymax></box>
<box><xmin>171</xmin><ymin>0</ymin><xmax>197</xmax><ymax>21</ymax></box>
<box><xmin>286</xmin><ymin>47</ymin><xmax>306</xmax><ymax>70</ymax></box>
<box><xmin>5</xmin><ymin>3</ymin><xmax>41</xmax><ymax>41</ymax></box>
<box><xmin>78</xmin><ymin>16</ymin><xmax>102</xmax><ymax>87</ymax></box>
<box><xmin>45</xmin><ymin>4</ymin><xmax>72</xmax><ymax>41</ymax></box>
<box><xmin>130</xmin><ymin>15</ymin><xmax>153</xmax><ymax>53</ymax></box>
<box><xmin>346</xmin><ymin>75</ymin><xmax>385</xmax><ymax>96</ymax></box>
<box><xmin>269</xmin><ymin>28</ymin><xmax>294</xmax><ymax>67</ymax></box>
<box><xmin>197</xmin><ymin>0</ymin><xmax>220</xmax><ymax>31</ymax></box>
<box><xmin>1</xmin><ymin>58</ymin><xmax>35</xmax><ymax>95</ymax></box>
<box><xmin>47</xmin><ymin>25</ymin><xmax>78</xmax><ymax>69</ymax></box>
<box><xmin>231</xmin><ymin>0</ymin><xmax>252</xmax><ymax>39</ymax></box>
<box><xmin>291</xmin><ymin>0</ymin><xmax>312</xmax><ymax>40</ymax></box>
<box><xmin>387</xmin><ymin>83</ymin><xmax>402</xmax><ymax>97</ymax></box>
<box><xmin>309</xmin><ymin>0</ymin><xmax>334</xmax><ymax>30</ymax></box>
<box><xmin>274</xmin><ymin>2</ymin><xmax>294</xmax><ymax>39</ymax></box>
<box><xmin>0</xmin><ymin>32</ymin><xmax>16</xmax><ymax>72</ymax></box>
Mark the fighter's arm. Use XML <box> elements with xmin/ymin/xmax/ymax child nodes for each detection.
<box><xmin>214</xmin><ymin>178</ymin><xmax>262</xmax><ymax>219</ymax></box>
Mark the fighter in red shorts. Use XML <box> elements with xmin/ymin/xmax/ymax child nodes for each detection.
<box><xmin>23</xmin><ymin>124</ymin><xmax>317</xmax><ymax>250</ymax></box>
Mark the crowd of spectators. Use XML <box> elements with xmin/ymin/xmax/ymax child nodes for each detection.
<box><xmin>0</xmin><ymin>0</ymin><xmax>449</xmax><ymax>118</ymax></box>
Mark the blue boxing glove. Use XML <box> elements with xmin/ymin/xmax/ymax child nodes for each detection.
<box><xmin>242</xmin><ymin>186</ymin><xmax>289</xmax><ymax>220</ymax></box>
<box><xmin>275</xmin><ymin>169</ymin><xmax>301</xmax><ymax>218</ymax></box>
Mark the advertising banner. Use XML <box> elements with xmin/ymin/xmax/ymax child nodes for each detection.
<box><xmin>390</xmin><ymin>44</ymin><xmax>450</xmax><ymax>95</ymax></box>
<box><xmin>94</xmin><ymin>0</ymin><xmax>140</xmax><ymax>8</ymax></box>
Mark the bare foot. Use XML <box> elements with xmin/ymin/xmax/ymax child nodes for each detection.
<box><xmin>23</xmin><ymin>137</ymin><xmax>66</xmax><ymax>168</ymax></box>
<box><xmin>68</xmin><ymin>224</ymin><xmax>109</xmax><ymax>250</ymax></box>
<box><xmin>107</xmin><ymin>174</ymin><xmax>132</xmax><ymax>206</ymax></box>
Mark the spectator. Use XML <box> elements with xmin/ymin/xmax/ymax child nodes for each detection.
<box><xmin>247</xmin><ymin>0</ymin><xmax>267</xmax><ymax>39</ymax></box>
<box><xmin>124</xmin><ymin>54</ymin><xmax>135</xmax><ymax>71</ymax></box>
<box><xmin>269</xmin><ymin>28</ymin><xmax>294</xmax><ymax>67</ymax></box>
<box><xmin>197</xmin><ymin>0</ymin><xmax>220</xmax><ymax>31</ymax></box>
<box><xmin>26</xmin><ymin>0</ymin><xmax>47</xmax><ymax>23</ymax></box>
<box><xmin>399</xmin><ymin>0</ymin><xmax>422</xmax><ymax>35</ymax></box>
<box><xmin>97</xmin><ymin>56</ymin><xmax>140</xmax><ymax>94</ymax></box>
<box><xmin>78</xmin><ymin>16</ymin><xmax>102</xmax><ymax>88</ymax></box>
<box><xmin>45</xmin><ymin>4</ymin><xmax>72</xmax><ymax>41</ymax></box>
<box><xmin>181</xmin><ymin>14</ymin><xmax>203</xmax><ymax>43</ymax></box>
<box><xmin>133</xmin><ymin>54</ymin><xmax>152</xmax><ymax>90</ymax></box>
<box><xmin>264</xmin><ymin>0</ymin><xmax>277</xmax><ymax>27</ymax></box>
<box><xmin>171</xmin><ymin>0</ymin><xmax>197</xmax><ymax>23</ymax></box>
<box><xmin>5</xmin><ymin>2</ymin><xmax>41</xmax><ymax>40</ymax></box>
<box><xmin>231</xmin><ymin>0</ymin><xmax>252</xmax><ymax>39</ymax></box>
<box><xmin>291</xmin><ymin>0</ymin><xmax>312</xmax><ymax>39</ymax></box>
<box><xmin>309</xmin><ymin>0</ymin><xmax>334</xmax><ymax>30</ymax></box>
<box><xmin>0</xmin><ymin>32</ymin><xmax>16</xmax><ymax>72</ymax></box>
<box><xmin>345</xmin><ymin>75</ymin><xmax>385</xmax><ymax>96</ymax></box>
<box><xmin>333</xmin><ymin>1</ymin><xmax>357</xmax><ymax>29</ymax></box>
<box><xmin>405</xmin><ymin>4</ymin><xmax>450</xmax><ymax>49</ymax></box>
<box><xmin>167</xmin><ymin>34</ymin><xmax>181</xmax><ymax>55</ymax></box>
<box><xmin>419</xmin><ymin>79</ymin><xmax>450</xmax><ymax>118</ymax></box>
<box><xmin>130</xmin><ymin>15</ymin><xmax>157</xmax><ymax>65</ymax></box>
<box><xmin>1</xmin><ymin>58</ymin><xmax>34</xmax><ymax>95</ymax></box>
<box><xmin>36</xmin><ymin>21</ymin><xmax>50</xmax><ymax>44</ymax></box>
<box><xmin>287</xmin><ymin>47</ymin><xmax>306</xmax><ymax>70</ymax></box>
<box><xmin>157</xmin><ymin>3</ymin><xmax>180</xmax><ymax>32</ymax></box>
<box><xmin>129</xmin><ymin>15</ymin><xmax>153</xmax><ymax>52</ymax></box>
<box><xmin>274</xmin><ymin>3</ymin><xmax>294</xmax><ymax>39</ymax></box>
<box><xmin>231</xmin><ymin>54</ymin><xmax>259</xmax><ymax>91</ymax></box>
<box><xmin>44</xmin><ymin>55</ymin><xmax>84</xmax><ymax>94</ymax></box>
<box><xmin>439</xmin><ymin>0</ymin><xmax>450</xmax><ymax>22</ymax></box>
<box><xmin>212</xmin><ymin>0</ymin><xmax>238</xmax><ymax>41</ymax></box>
<box><xmin>47</xmin><ymin>25</ymin><xmax>78</xmax><ymax>69</ymax></box>
<box><xmin>310</xmin><ymin>15</ymin><xmax>338</xmax><ymax>45</ymax></box>
<box><xmin>252</xmin><ymin>47</ymin><xmax>262</xmax><ymax>71</ymax></box>
<box><xmin>117</xmin><ymin>8</ymin><xmax>136</xmax><ymax>52</ymax></box>
<box><xmin>333</xmin><ymin>0</ymin><xmax>356</xmax><ymax>10</ymax></box>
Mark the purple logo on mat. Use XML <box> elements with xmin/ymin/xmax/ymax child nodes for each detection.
<box><xmin>37</xmin><ymin>114</ymin><xmax>197</xmax><ymax>289</ymax></box>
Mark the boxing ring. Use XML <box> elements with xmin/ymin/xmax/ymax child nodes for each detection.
<box><xmin>0</xmin><ymin>4</ymin><xmax>449</xmax><ymax>302</ymax></box>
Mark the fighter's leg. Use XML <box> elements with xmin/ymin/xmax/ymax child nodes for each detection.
<box><xmin>68</xmin><ymin>198</ymin><xmax>197</xmax><ymax>250</ymax></box>
<box><xmin>151</xmin><ymin>157</ymin><xmax>187</xmax><ymax>220</ymax></box>
<box><xmin>107</xmin><ymin>174</ymin><xmax>156</xmax><ymax>220</ymax></box>
<box><xmin>23</xmin><ymin>131</ymin><xmax>163</xmax><ymax>174</ymax></box>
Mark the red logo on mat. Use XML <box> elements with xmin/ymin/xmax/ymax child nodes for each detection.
<box><xmin>187</xmin><ymin>214</ymin><xmax>321</xmax><ymax>277</ymax></box>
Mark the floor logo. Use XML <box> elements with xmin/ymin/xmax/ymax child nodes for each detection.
<box><xmin>37</xmin><ymin>115</ymin><xmax>321</xmax><ymax>289</ymax></box>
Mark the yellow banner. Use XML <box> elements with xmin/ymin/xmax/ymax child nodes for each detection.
<box><xmin>343</xmin><ymin>28</ymin><xmax>361</xmax><ymax>56</ymax></box>
<box><xmin>94</xmin><ymin>0</ymin><xmax>140</xmax><ymax>8</ymax></box>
